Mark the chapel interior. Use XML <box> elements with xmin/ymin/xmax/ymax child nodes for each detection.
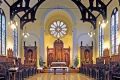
<box><xmin>0</xmin><ymin>0</ymin><xmax>120</xmax><ymax>80</ymax></box>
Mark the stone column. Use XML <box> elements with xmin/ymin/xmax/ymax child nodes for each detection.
<box><xmin>72</xmin><ymin>28</ymin><xmax>78</xmax><ymax>66</ymax></box>
<box><xmin>39</xmin><ymin>27</ymin><xmax>45</xmax><ymax>64</ymax></box>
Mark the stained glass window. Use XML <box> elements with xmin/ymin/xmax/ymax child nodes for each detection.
<box><xmin>50</xmin><ymin>21</ymin><xmax>67</xmax><ymax>38</ymax></box>
<box><xmin>13</xmin><ymin>28</ymin><xmax>18</xmax><ymax>57</ymax></box>
<box><xmin>0</xmin><ymin>11</ymin><xmax>1</xmax><ymax>55</ymax></box>
<box><xmin>110</xmin><ymin>8</ymin><xmax>119</xmax><ymax>55</ymax></box>
<box><xmin>0</xmin><ymin>9</ymin><xmax>6</xmax><ymax>55</ymax></box>
<box><xmin>99</xmin><ymin>25</ymin><xmax>104</xmax><ymax>57</ymax></box>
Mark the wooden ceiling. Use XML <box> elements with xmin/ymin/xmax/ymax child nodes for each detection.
<box><xmin>3</xmin><ymin>0</ymin><xmax>114</xmax><ymax>29</ymax></box>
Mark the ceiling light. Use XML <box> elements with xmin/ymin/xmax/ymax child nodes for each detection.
<box><xmin>23</xmin><ymin>32</ymin><xmax>30</xmax><ymax>38</ymax></box>
<box><xmin>24</xmin><ymin>34</ymin><xmax>28</xmax><ymax>38</ymax></box>
<box><xmin>88</xmin><ymin>26</ymin><xmax>95</xmax><ymax>38</ymax></box>
<box><xmin>100</xmin><ymin>20</ymin><xmax>108</xmax><ymax>29</ymax></box>
<box><xmin>99</xmin><ymin>21</ymin><xmax>101</xmax><ymax>25</ymax></box>
<box><xmin>9</xmin><ymin>20</ymin><xmax>18</xmax><ymax>30</ymax></box>
<box><xmin>106</xmin><ymin>20</ymin><xmax>108</xmax><ymax>24</ymax></box>
<box><xmin>22</xmin><ymin>26</ymin><xmax>30</xmax><ymax>38</ymax></box>
<box><xmin>101</xmin><ymin>23</ymin><xmax>106</xmax><ymax>28</ymax></box>
<box><xmin>88</xmin><ymin>31</ymin><xmax>95</xmax><ymax>38</ymax></box>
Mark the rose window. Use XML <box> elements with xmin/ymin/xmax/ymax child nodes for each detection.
<box><xmin>50</xmin><ymin>21</ymin><xmax>67</xmax><ymax>38</ymax></box>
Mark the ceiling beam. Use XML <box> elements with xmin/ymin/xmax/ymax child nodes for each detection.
<box><xmin>20</xmin><ymin>0</ymin><xmax>45</xmax><ymax>29</ymax></box>
<box><xmin>88</xmin><ymin>0</ymin><xmax>112</xmax><ymax>20</ymax></box>
<box><xmin>5</xmin><ymin>0</ymin><xmax>31</xmax><ymax>20</ymax></box>
<box><xmin>72</xmin><ymin>0</ymin><xmax>96</xmax><ymax>29</ymax></box>
<box><xmin>4</xmin><ymin>0</ymin><xmax>113</xmax><ymax>30</ymax></box>
<box><xmin>118</xmin><ymin>0</ymin><xmax>120</xmax><ymax>6</ymax></box>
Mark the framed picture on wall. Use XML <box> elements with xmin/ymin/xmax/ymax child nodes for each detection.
<box><xmin>80</xmin><ymin>41</ymin><xmax>93</xmax><ymax>66</ymax></box>
<box><xmin>24</xmin><ymin>41</ymin><xmax>37</xmax><ymax>67</ymax></box>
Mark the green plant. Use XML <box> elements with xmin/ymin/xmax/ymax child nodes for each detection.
<box><xmin>74</xmin><ymin>57</ymin><xmax>79</xmax><ymax>67</ymax></box>
<box><xmin>39</xmin><ymin>56</ymin><xmax>44</xmax><ymax>67</ymax></box>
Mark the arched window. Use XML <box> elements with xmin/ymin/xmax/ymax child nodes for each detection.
<box><xmin>13</xmin><ymin>28</ymin><xmax>18</xmax><ymax>57</ymax></box>
<box><xmin>110</xmin><ymin>8</ymin><xmax>119</xmax><ymax>55</ymax></box>
<box><xmin>99</xmin><ymin>25</ymin><xmax>104</xmax><ymax>57</ymax></box>
<box><xmin>0</xmin><ymin>9</ymin><xmax>6</xmax><ymax>55</ymax></box>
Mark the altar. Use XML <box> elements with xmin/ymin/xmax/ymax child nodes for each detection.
<box><xmin>50</xmin><ymin>62</ymin><xmax>69</xmax><ymax>75</ymax></box>
<box><xmin>51</xmin><ymin>62</ymin><xmax>66</xmax><ymax>66</ymax></box>
<box><xmin>47</xmin><ymin>39</ymin><xmax>70</xmax><ymax>67</ymax></box>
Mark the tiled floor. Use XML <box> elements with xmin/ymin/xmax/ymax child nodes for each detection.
<box><xmin>26</xmin><ymin>73</ymin><xmax>94</xmax><ymax>80</ymax></box>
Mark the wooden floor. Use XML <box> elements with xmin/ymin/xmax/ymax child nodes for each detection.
<box><xmin>25</xmin><ymin>73</ymin><xmax>94</xmax><ymax>80</ymax></box>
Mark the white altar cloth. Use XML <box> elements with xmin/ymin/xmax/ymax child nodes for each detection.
<box><xmin>50</xmin><ymin>67</ymin><xmax>69</xmax><ymax>72</ymax></box>
<box><xmin>51</xmin><ymin>62</ymin><xmax>66</xmax><ymax>65</ymax></box>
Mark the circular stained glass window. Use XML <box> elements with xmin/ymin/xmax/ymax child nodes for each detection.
<box><xmin>50</xmin><ymin>21</ymin><xmax>67</xmax><ymax>38</ymax></box>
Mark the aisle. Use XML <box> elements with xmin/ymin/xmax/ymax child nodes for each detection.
<box><xmin>25</xmin><ymin>73</ymin><xmax>94</xmax><ymax>80</ymax></box>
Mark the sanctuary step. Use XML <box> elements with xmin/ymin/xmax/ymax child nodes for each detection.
<box><xmin>39</xmin><ymin>68</ymin><xmax>79</xmax><ymax>73</ymax></box>
<box><xmin>49</xmin><ymin>68</ymin><xmax>69</xmax><ymax>73</ymax></box>
<box><xmin>70</xmin><ymin>68</ymin><xmax>79</xmax><ymax>73</ymax></box>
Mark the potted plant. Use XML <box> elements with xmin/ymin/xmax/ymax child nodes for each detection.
<box><xmin>39</xmin><ymin>56</ymin><xmax>45</xmax><ymax>73</ymax></box>
<box><xmin>39</xmin><ymin>56</ymin><xmax>44</xmax><ymax>67</ymax></box>
<box><xmin>74</xmin><ymin>57</ymin><xmax>79</xmax><ymax>69</ymax></box>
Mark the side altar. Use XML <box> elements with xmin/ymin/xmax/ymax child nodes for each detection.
<box><xmin>47</xmin><ymin>39</ymin><xmax>70</xmax><ymax>67</ymax></box>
